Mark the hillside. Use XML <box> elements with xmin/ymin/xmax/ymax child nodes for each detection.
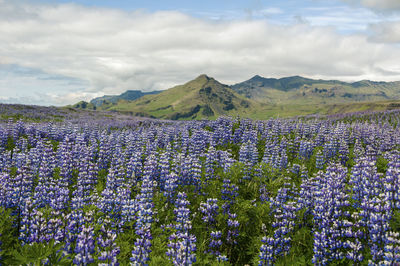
<box><xmin>71</xmin><ymin>101</ymin><xmax>96</xmax><ymax>110</ymax></box>
<box><xmin>71</xmin><ymin>74</ymin><xmax>400</xmax><ymax>119</ymax></box>
<box><xmin>106</xmin><ymin>74</ymin><xmax>259</xmax><ymax>119</ymax></box>
<box><xmin>90</xmin><ymin>90</ymin><xmax>161</xmax><ymax>107</ymax></box>
<box><xmin>231</xmin><ymin>75</ymin><xmax>400</xmax><ymax>105</ymax></box>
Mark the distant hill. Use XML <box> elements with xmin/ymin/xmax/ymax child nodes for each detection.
<box><xmin>71</xmin><ymin>101</ymin><xmax>96</xmax><ymax>110</ymax></box>
<box><xmin>102</xmin><ymin>74</ymin><xmax>259</xmax><ymax>119</ymax></box>
<box><xmin>71</xmin><ymin>74</ymin><xmax>400</xmax><ymax>119</ymax></box>
<box><xmin>231</xmin><ymin>75</ymin><xmax>400</xmax><ymax>105</ymax></box>
<box><xmin>90</xmin><ymin>90</ymin><xmax>161</xmax><ymax>107</ymax></box>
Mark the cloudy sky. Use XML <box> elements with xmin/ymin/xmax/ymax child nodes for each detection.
<box><xmin>1</xmin><ymin>0</ymin><xmax>400</xmax><ymax>106</ymax></box>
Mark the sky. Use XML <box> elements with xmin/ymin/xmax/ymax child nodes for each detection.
<box><xmin>1</xmin><ymin>0</ymin><xmax>400</xmax><ymax>106</ymax></box>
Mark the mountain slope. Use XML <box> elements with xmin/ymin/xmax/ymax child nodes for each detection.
<box><xmin>90</xmin><ymin>90</ymin><xmax>161</xmax><ymax>107</ymax></box>
<box><xmin>71</xmin><ymin>101</ymin><xmax>96</xmax><ymax>110</ymax></box>
<box><xmin>231</xmin><ymin>75</ymin><xmax>400</xmax><ymax>105</ymax></box>
<box><xmin>71</xmin><ymin>74</ymin><xmax>400</xmax><ymax>119</ymax></box>
<box><xmin>106</xmin><ymin>74</ymin><xmax>259</xmax><ymax>119</ymax></box>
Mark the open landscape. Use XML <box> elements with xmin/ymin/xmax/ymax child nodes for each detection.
<box><xmin>73</xmin><ymin>74</ymin><xmax>400</xmax><ymax>120</ymax></box>
<box><xmin>2</xmin><ymin>0</ymin><xmax>400</xmax><ymax>265</ymax></box>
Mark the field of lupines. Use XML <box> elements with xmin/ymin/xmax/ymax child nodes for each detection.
<box><xmin>0</xmin><ymin>108</ymin><xmax>400</xmax><ymax>265</ymax></box>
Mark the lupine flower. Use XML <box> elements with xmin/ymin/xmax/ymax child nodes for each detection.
<box><xmin>199</xmin><ymin>198</ymin><xmax>219</xmax><ymax>225</ymax></box>
<box><xmin>221</xmin><ymin>179</ymin><xmax>238</xmax><ymax>213</ymax></box>
<box><xmin>130</xmin><ymin>173</ymin><xmax>155</xmax><ymax>265</ymax></box>
<box><xmin>97</xmin><ymin>222</ymin><xmax>120</xmax><ymax>265</ymax></box>
<box><xmin>312</xmin><ymin>164</ymin><xmax>349</xmax><ymax>265</ymax></box>
<box><xmin>227</xmin><ymin>212</ymin><xmax>239</xmax><ymax>245</ymax></box>
<box><xmin>260</xmin><ymin>177</ymin><xmax>298</xmax><ymax>265</ymax></box>
<box><xmin>73</xmin><ymin>225</ymin><xmax>95</xmax><ymax>265</ymax></box>
<box><xmin>167</xmin><ymin>192</ymin><xmax>197</xmax><ymax>265</ymax></box>
<box><xmin>208</xmin><ymin>230</ymin><xmax>222</xmax><ymax>256</ymax></box>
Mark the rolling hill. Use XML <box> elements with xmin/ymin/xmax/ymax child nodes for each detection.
<box><xmin>105</xmin><ymin>74</ymin><xmax>259</xmax><ymax>119</ymax></box>
<box><xmin>72</xmin><ymin>74</ymin><xmax>400</xmax><ymax>119</ymax></box>
<box><xmin>90</xmin><ymin>90</ymin><xmax>161</xmax><ymax>107</ymax></box>
<box><xmin>231</xmin><ymin>75</ymin><xmax>400</xmax><ymax>105</ymax></box>
<box><xmin>71</xmin><ymin>101</ymin><xmax>97</xmax><ymax>110</ymax></box>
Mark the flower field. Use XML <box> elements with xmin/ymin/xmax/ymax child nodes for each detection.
<box><xmin>0</xmin><ymin>110</ymin><xmax>400</xmax><ymax>265</ymax></box>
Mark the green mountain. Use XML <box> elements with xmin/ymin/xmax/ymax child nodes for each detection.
<box><xmin>231</xmin><ymin>75</ymin><xmax>400</xmax><ymax>105</ymax></box>
<box><xmin>71</xmin><ymin>74</ymin><xmax>400</xmax><ymax>119</ymax></box>
<box><xmin>90</xmin><ymin>90</ymin><xmax>161</xmax><ymax>107</ymax></box>
<box><xmin>71</xmin><ymin>101</ymin><xmax>96</xmax><ymax>110</ymax></box>
<box><xmin>104</xmin><ymin>74</ymin><xmax>259</xmax><ymax>119</ymax></box>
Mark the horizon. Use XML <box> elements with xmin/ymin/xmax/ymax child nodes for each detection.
<box><xmin>85</xmin><ymin>73</ymin><xmax>400</xmax><ymax>104</ymax></box>
<box><xmin>1</xmin><ymin>0</ymin><xmax>400</xmax><ymax>106</ymax></box>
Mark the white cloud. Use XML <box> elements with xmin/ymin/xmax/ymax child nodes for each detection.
<box><xmin>342</xmin><ymin>0</ymin><xmax>400</xmax><ymax>11</ymax></box>
<box><xmin>369</xmin><ymin>21</ymin><xmax>400</xmax><ymax>43</ymax></box>
<box><xmin>337</xmin><ymin>1</ymin><xmax>400</xmax><ymax>44</ymax></box>
<box><xmin>0</xmin><ymin>1</ymin><xmax>400</xmax><ymax>105</ymax></box>
<box><xmin>301</xmin><ymin>5</ymin><xmax>382</xmax><ymax>32</ymax></box>
<box><xmin>262</xmin><ymin>8</ymin><xmax>283</xmax><ymax>15</ymax></box>
<box><xmin>362</xmin><ymin>0</ymin><xmax>400</xmax><ymax>10</ymax></box>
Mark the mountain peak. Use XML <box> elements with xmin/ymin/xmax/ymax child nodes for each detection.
<box><xmin>186</xmin><ymin>74</ymin><xmax>221</xmax><ymax>88</ymax></box>
<box><xmin>109</xmin><ymin>74</ymin><xmax>255</xmax><ymax>120</ymax></box>
<box><xmin>195</xmin><ymin>74</ymin><xmax>212</xmax><ymax>81</ymax></box>
<box><xmin>89</xmin><ymin>89</ymin><xmax>161</xmax><ymax>107</ymax></box>
<box><xmin>250</xmin><ymin>75</ymin><xmax>264</xmax><ymax>81</ymax></box>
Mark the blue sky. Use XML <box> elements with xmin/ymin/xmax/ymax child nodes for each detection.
<box><xmin>39</xmin><ymin>0</ymin><xmax>300</xmax><ymax>13</ymax></box>
<box><xmin>35</xmin><ymin>0</ymin><xmax>386</xmax><ymax>33</ymax></box>
<box><xmin>1</xmin><ymin>0</ymin><xmax>400</xmax><ymax>105</ymax></box>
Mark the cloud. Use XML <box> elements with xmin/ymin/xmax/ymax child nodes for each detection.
<box><xmin>301</xmin><ymin>5</ymin><xmax>382</xmax><ymax>32</ymax></box>
<box><xmin>0</xmin><ymin>1</ymin><xmax>400</xmax><ymax>105</ymax></box>
<box><xmin>337</xmin><ymin>1</ymin><xmax>400</xmax><ymax>44</ymax></box>
<box><xmin>341</xmin><ymin>0</ymin><xmax>400</xmax><ymax>11</ymax></box>
<box><xmin>261</xmin><ymin>8</ymin><xmax>283</xmax><ymax>15</ymax></box>
<box><xmin>369</xmin><ymin>21</ymin><xmax>400</xmax><ymax>43</ymax></box>
<box><xmin>0</xmin><ymin>64</ymin><xmax>92</xmax><ymax>105</ymax></box>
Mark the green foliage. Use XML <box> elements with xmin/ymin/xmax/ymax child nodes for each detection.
<box><xmin>50</xmin><ymin>140</ymin><xmax>59</xmax><ymax>151</ymax></box>
<box><xmin>376</xmin><ymin>155</ymin><xmax>388</xmax><ymax>173</ymax></box>
<box><xmin>389</xmin><ymin>210</ymin><xmax>400</xmax><ymax>232</ymax></box>
<box><xmin>275</xmin><ymin>227</ymin><xmax>314</xmax><ymax>265</ymax></box>
<box><xmin>53</xmin><ymin>167</ymin><xmax>61</xmax><ymax>180</ymax></box>
<box><xmin>115</xmin><ymin>221</ymin><xmax>136</xmax><ymax>263</ymax></box>
<box><xmin>6</xmin><ymin>137</ymin><xmax>15</xmax><ymax>151</ymax></box>
<box><xmin>9</xmin><ymin>240</ymin><xmax>72</xmax><ymax>265</ymax></box>
<box><xmin>149</xmin><ymin>226</ymin><xmax>170</xmax><ymax>264</ymax></box>
<box><xmin>9</xmin><ymin>166</ymin><xmax>18</xmax><ymax>177</ymax></box>
<box><xmin>96</xmin><ymin>169</ymin><xmax>108</xmax><ymax>194</ymax></box>
<box><xmin>0</xmin><ymin>208</ymin><xmax>18</xmax><ymax>262</ymax></box>
<box><xmin>257</xmin><ymin>137</ymin><xmax>266</xmax><ymax>162</ymax></box>
<box><xmin>235</xmin><ymin>200</ymin><xmax>271</xmax><ymax>264</ymax></box>
<box><xmin>217</xmin><ymin>143</ymin><xmax>240</xmax><ymax>161</ymax></box>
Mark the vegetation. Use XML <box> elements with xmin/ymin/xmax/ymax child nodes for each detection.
<box><xmin>232</xmin><ymin>75</ymin><xmax>400</xmax><ymax>105</ymax></box>
<box><xmin>0</xmin><ymin>109</ymin><xmax>400</xmax><ymax>264</ymax></box>
<box><xmin>71</xmin><ymin>74</ymin><xmax>400</xmax><ymax>120</ymax></box>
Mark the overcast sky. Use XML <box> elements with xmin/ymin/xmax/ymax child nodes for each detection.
<box><xmin>1</xmin><ymin>0</ymin><xmax>400</xmax><ymax>106</ymax></box>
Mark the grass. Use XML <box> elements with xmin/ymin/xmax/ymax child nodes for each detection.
<box><xmin>74</xmin><ymin>74</ymin><xmax>400</xmax><ymax>120</ymax></box>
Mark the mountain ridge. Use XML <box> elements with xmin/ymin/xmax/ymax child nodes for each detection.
<box><xmin>231</xmin><ymin>75</ymin><xmax>400</xmax><ymax>105</ymax></box>
<box><xmin>90</xmin><ymin>89</ymin><xmax>162</xmax><ymax>107</ymax></box>
<box><xmin>72</xmin><ymin>74</ymin><xmax>400</xmax><ymax>119</ymax></box>
<box><xmin>103</xmin><ymin>74</ymin><xmax>259</xmax><ymax>119</ymax></box>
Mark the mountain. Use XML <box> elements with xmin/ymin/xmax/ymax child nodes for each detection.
<box><xmin>71</xmin><ymin>101</ymin><xmax>96</xmax><ymax>110</ymax></box>
<box><xmin>90</xmin><ymin>90</ymin><xmax>161</xmax><ymax>107</ymax></box>
<box><xmin>71</xmin><ymin>74</ymin><xmax>400</xmax><ymax>119</ymax></box>
<box><xmin>104</xmin><ymin>74</ymin><xmax>259</xmax><ymax>119</ymax></box>
<box><xmin>231</xmin><ymin>75</ymin><xmax>400</xmax><ymax>105</ymax></box>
